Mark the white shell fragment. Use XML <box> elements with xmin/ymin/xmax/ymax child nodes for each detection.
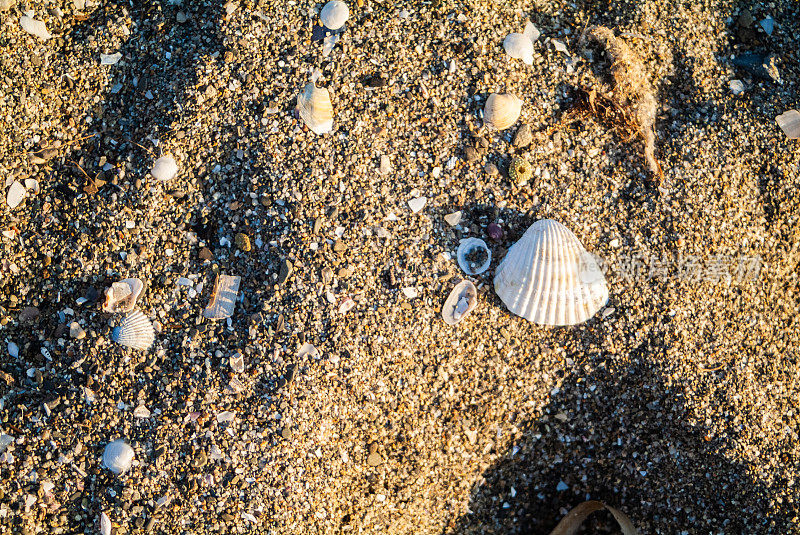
<box><xmin>320</xmin><ymin>0</ymin><xmax>349</xmax><ymax>30</ymax></box>
<box><xmin>523</xmin><ymin>21</ymin><xmax>541</xmax><ymax>43</ymax></box>
<box><xmin>102</xmin><ymin>439</ymin><xmax>134</xmax><ymax>475</ymax></box>
<box><xmin>103</xmin><ymin>278</ymin><xmax>144</xmax><ymax>313</ymax></box>
<box><xmin>442</xmin><ymin>280</ymin><xmax>478</xmax><ymax>325</ymax></box>
<box><xmin>408</xmin><ymin>196</ymin><xmax>427</xmax><ymax>213</ymax></box>
<box><xmin>444</xmin><ymin>211</ymin><xmax>462</xmax><ymax>227</ymax></box>
<box><xmin>111</xmin><ymin>310</ymin><xmax>155</xmax><ymax>351</ymax></box>
<box><xmin>503</xmin><ymin>33</ymin><xmax>534</xmax><ymax>65</ymax></box>
<box><xmin>493</xmin><ymin>219</ymin><xmax>609</xmax><ymax>326</ymax></box>
<box><xmin>20</xmin><ymin>13</ymin><xmax>52</xmax><ymax>40</ymax></box>
<box><xmin>484</xmin><ymin>93</ymin><xmax>522</xmax><ymax>131</ymax></box>
<box><xmin>100</xmin><ymin>52</ymin><xmax>122</xmax><ymax>65</ymax></box>
<box><xmin>457</xmin><ymin>238</ymin><xmax>492</xmax><ymax>275</ymax></box>
<box><xmin>151</xmin><ymin>156</ymin><xmax>178</xmax><ymax>181</ymax></box>
<box><xmin>6</xmin><ymin>181</ymin><xmax>27</xmax><ymax>209</ymax></box>
<box><xmin>203</xmin><ymin>274</ymin><xmax>240</xmax><ymax>320</ymax></box>
<box><xmin>776</xmin><ymin>110</ymin><xmax>800</xmax><ymax>139</ymax></box>
<box><xmin>100</xmin><ymin>512</ymin><xmax>112</xmax><ymax>535</ymax></box>
<box><xmin>298</xmin><ymin>83</ymin><xmax>334</xmax><ymax>135</ymax></box>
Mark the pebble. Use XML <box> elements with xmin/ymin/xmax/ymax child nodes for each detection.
<box><xmin>484</xmin><ymin>162</ymin><xmax>499</xmax><ymax>176</ymax></box>
<box><xmin>379</xmin><ymin>155</ymin><xmax>392</xmax><ymax>175</ymax></box>
<box><xmin>513</xmin><ymin>124</ymin><xmax>533</xmax><ymax>148</ymax></box>
<box><xmin>464</xmin><ymin>146</ymin><xmax>480</xmax><ymax>162</ymax></box>
<box><xmin>69</xmin><ymin>322</ymin><xmax>86</xmax><ymax>340</ymax></box>
<box><xmin>444</xmin><ymin>211</ymin><xmax>462</xmax><ymax>227</ymax></box>
<box><xmin>408</xmin><ymin>197</ymin><xmax>427</xmax><ymax>213</ymax></box>
<box><xmin>278</xmin><ymin>259</ymin><xmax>293</xmax><ymax>285</ymax></box>
<box><xmin>367</xmin><ymin>452</ymin><xmax>382</xmax><ymax>467</ymax></box>
<box><xmin>729</xmin><ymin>80</ymin><xmax>745</xmax><ymax>95</ymax></box>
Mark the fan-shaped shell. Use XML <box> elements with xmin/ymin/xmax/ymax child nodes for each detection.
<box><xmin>298</xmin><ymin>83</ymin><xmax>334</xmax><ymax>135</ymax></box>
<box><xmin>484</xmin><ymin>93</ymin><xmax>522</xmax><ymax>131</ymax></box>
<box><xmin>102</xmin><ymin>439</ymin><xmax>134</xmax><ymax>475</ymax></box>
<box><xmin>493</xmin><ymin>219</ymin><xmax>608</xmax><ymax>326</ymax></box>
<box><xmin>503</xmin><ymin>33</ymin><xmax>534</xmax><ymax>65</ymax></box>
<box><xmin>320</xmin><ymin>0</ymin><xmax>349</xmax><ymax>30</ymax></box>
<box><xmin>111</xmin><ymin>310</ymin><xmax>155</xmax><ymax>350</ymax></box>
<box><xmin>457</xmin><ymin>238</ymin><xmax>492</xmax><ymax>275</ymax></box>
<box><xmin>441</xmin><ymin>280</ymin><xmax>478</xmax><ymax>325</ymax></box>
<box><xmin>103</xmin><ymin>278</ymin><xmax>144</xmax><ymax>313</ymax></box>
<box><xmin>151</xmin><ymin>156</ymin><xmax>178</xmax><ymax>181</ymax></box>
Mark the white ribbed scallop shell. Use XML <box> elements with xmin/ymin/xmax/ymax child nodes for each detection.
<box><xmin>484</xmin><ymin>93</ymin><xmax>522</xmax><ymax>131</ymax></box>
<box><xmin>503</xmin><ymin>33</ymin><xmax>534</xmax><ymax>65</ymax></box>
<box><xmin>111</xmin><ymin>310</ymin><xmax>155</xmax><ymax>350</ymax></box>
<box><xmin>298</xmin><ymin>83</ymin><xmax>334</xmax><ymax>135</ymax></box>
<box><xmin>321</xmin><ymin>0</ymin><xmax>349</xmax><ymax>30</ymax></box>
<box><xmin>103</xmin><ymin>278</ymin><xmax>144</xmax><ymax>314</ymax></box>
<box><xmin>102</xmin><ymin>439</ymin><xmax>134</xmax><ymax>475</ymax></box>
<box><xmin>493</xmin><ymin>219</ymin><xmax>608</xmax><ymax>326</ymax></box>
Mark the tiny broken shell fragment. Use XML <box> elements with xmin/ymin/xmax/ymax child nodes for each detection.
<box><xmin>203</xmin><ymin>274</ymin><xmax>241</xmax><ymax>320</ymax></box>
<box><xmin>457</xmin><ymin>238</ymin><xmax>492</xmax><ymax>275</ymax></box>
<box><xmin>103</xmin><ymin>278</ymin><xmax>144</xmax><ymax>313</ymax></box>
<box><xmin>442</xmin><ymin>280</ymin><xmax>478</xmax><ymax>325</ymax></box>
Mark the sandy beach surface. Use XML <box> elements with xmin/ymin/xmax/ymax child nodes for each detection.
<box><xmin>1</xmin><ymin>0</ymin><xmax>799</xmax><ymax>533</ymax></box>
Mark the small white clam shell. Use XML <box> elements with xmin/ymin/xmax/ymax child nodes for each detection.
<box><xmin>103</xmin><ymin>278</ymin><xmax>144</xmax><ymax>313</ymax></box>
<box><xmin>151</xmin><ymin>156</ymin><xmax>178</xmax><ymax>181</ymax></box>
<box><xmin>298</xmin><ymin>83</ymin><xmax>334</xmax><ymax>135</ymax></box>
<box><xmin>493</xmin><ymin>219</ymin><xmax>609</xmax><ymax>326</ymax></box>
<box><xmin>6</xmin><ymin>181</ymin><xmax>27</xmax><ymax>209</ymax></box>
<box><xmin>111</xmin><ymin>310</ymin><xmax>155</xmax><ymax>350</ymax></box>
<box><xmin>102</xmin><ymin>439</ymin><xmax>134</xmax><ymax>475</ymax></box>
<box><xmin>777</xmin><ymin>110</ymin><xmax>800</xmax><ymax>139</ymax></box>
<box><xmin>203</xmin><ymin>274</ymin><xmax>240</xmax><ymax>320</ymax></box>
<box><xmin>484</xmin><ymin>93</ymin><xmax>522</xmax><ymax>131</ymax></box>
<box><xmin>503</xmin><ymin>33</ymin><xmax>534</xmax><ymax>65</ymax></box>
<box><xmin>320</xmin><ymin>0</ymin><xmax>349</xmax><ymax>30</ymax></box>
<box><xmin>457</xmin><ymin>238</ymin><xmax>492</xmax><ymax>275</ymax></box>
<box><xmin>442</xmin><ymin>280</ymin><xmax>478</xmax><ymax>325</ymax></box>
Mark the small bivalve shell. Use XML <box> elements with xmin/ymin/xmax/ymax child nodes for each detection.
<box><xmin>103</xmin><ymin>278</ymin><xmax>144</xmax><ymax>313</ymax></box>
<box><xmin>457</xmin><ymin>238</ymin><xmax>492</xmax><ymax>275</ymax></box>
<box><xmin>151</xmin><ymin>156</ymin><xmax>178</xmax><ymax>181</ymax></box>
<box><xmin>484</xmin><ymin>93</ymin><xmax>522</xmax><ymax>131</ymax></box>
<box><xmin>320</xmin><ymin>0</ymin><xmax>349</xmax><ymax>30</ymax></box>
<box><xmin>494</xmin><ymin>219</ymin><xmax>609</xmax><ymax>326</ymax></box>
<box><xmin>503</xmin><ymin>33</ymin><xmax>534</xmax><ymax>65</ymax></box>
<box><xmin>102</xmin><ymin>439</ymin><xmax>134</xmax><ymax>475</ymax></box>
<box><xmin>298</xmin><ymin>83</ymin><xmax>334</xmax><ymax>135</ymax></box>
<box><xmin>777</xmin><ymin>110</ymin><xmax>800</xmax><ymax>139</ymax></box>
<box><xmin>111</xmin><ymin>310</ymin><xmax>155</xmax><ymax>350</ymax></box>
<box><xmin>6</xmin><ymin>180</ymin><xmax>27</xmax><ymax>209</ymax></box>
<box><xmin>442</xmin><ymin>280</ymin><xmax>478</xmax><ymax>325</ymax></box>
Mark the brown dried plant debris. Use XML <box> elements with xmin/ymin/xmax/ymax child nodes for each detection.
<box><xmin>586</xmin><ymin>25</ymin><xmax>662</xmax><ymax>178</ymax></box>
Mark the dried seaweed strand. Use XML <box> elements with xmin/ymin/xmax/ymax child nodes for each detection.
<box><xmin>588</xmin><ymin>26</ymin><xmax>661</xmax><ymax>177</ymax></box>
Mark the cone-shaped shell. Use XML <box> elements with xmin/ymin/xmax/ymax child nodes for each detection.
<box><xmin>484</xmin><ymin>93</ymin><xmax>522</xmax><ymax>130</ymax></box>
<box><xmin>111</xmin><ymin>310</ymin><xmax>155</xmax><ymax>350</ymax></box>
<box><xmin>102</xmin><ymin>439</ymin><xmax>134</xmax><ymax>475</ymax></box>
<box><xmin>493</xmin><ymin>219</ymin><xmax>608</xmax><ymax>326</ymax></box>
<box><xmin>442</xmin><ymin>280</ymin><xmax>478</xmax><ymax>325</ymax></box>
<box><xmin>298</xmin><ymin>83</ymin><xmax>334</xmax><ymax>135</ymax></box>
<box><xmin>103</xmin><ymin>278</ymin><xmax>144</xmax><ymax>314</ymax></box>
<box><xmin>503</xmin><ymin>33</ymin><xmax>534</xmax><ymax>65</ymax></box>
<box><xmin>320</xmin><ymin>0</ymin><xmax>349</xmax><ymax>30</ymax></box>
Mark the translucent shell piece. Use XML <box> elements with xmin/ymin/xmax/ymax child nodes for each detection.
<box><xmin>111</xmin><ymin>310</ymin><xmax>155</xmax><ymax>350</ymax></box>
<box><xmin>441</xmin><ymin>280</ymin><xmax>478</xmax><ymax>325</ymax></box>
<box><xmin>484</xmin><ymin>93</ymin><xmax>522</xmax><ymax>131</ymax></box>
<box><xmin>103</xmin><ymin>278</ymin><xmax>144</xmax><ymax>313</ymax></box>
<box><xmin>503</xmin><ymin>33</ymin><xmax>534</xmax><ymax>65</ymax></box>
<box><xmin>203</xmin><ymin>274</ymin><xmax>240</xmax><ymax>320</ymax></box>
<box><xmin>777</xmin><ymin>110</ymin><xmax>800</xmax><ymax>139</ymax></box>
<box><xmin>298</xmin><ymin>83</ymin><xmax>334</xmax><ymax>135</ymax></box>
<box><xmin>102</xmin><ymin>439</ymin><xmax>134</xmax><ymax>475</ymax></box>
<box><xmin>151</xmin><ymin>156</ymin><xmax>178</xmax><ymax>181</ymax></box>
<box><xmin>320</xmin><ymin>0</ymin><xmax>349</xmax><ymax>30</ymax></box>
<box><xmin>457</xmin><ymin>238</ymin><xmax>492</xmax><ymax>275</ymax></box>
<box><xmin>493</xmin><ymin>219</ymin><xmax>609</xmax><ymax>326</ymax></box>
